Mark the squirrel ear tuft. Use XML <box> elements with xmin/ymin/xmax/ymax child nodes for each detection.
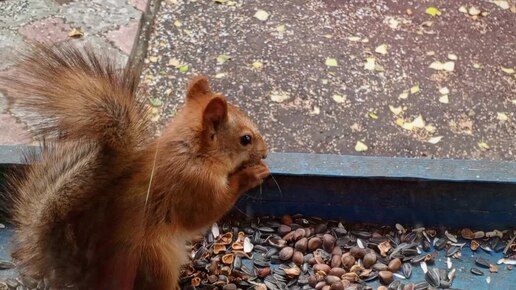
<box><xmin>187</xmin><ymin>76</ymin><xmax>211</xmax><ymax>100</ymax></box>
<box><xmin>203</xmin><ymin>96</ymin><xmax>228</xmax><ymax>131</ymax></box>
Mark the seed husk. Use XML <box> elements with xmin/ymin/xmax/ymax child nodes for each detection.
<box><xmin>471</xmin><ymin>240</ymin><xmax>480</xmax><ymax>251</ymax></box>
<box><xmin>402</xmin><ymin>263</ymin><xmax>412</xmax><ymax>279</ymax></box>
<box><xmin>475</xmin><ymin>257</ymin><xmax>490</xmax><ymax>268</ymax></box>
<box><xmin>470</xmin><ymin>267</ymin><xmax>484</xmax><ymax>276</ymax></box>
<box><xmin>388</xmin><ymin>280</ymin><xmax>401</xmax><ymax>290</ymax></box>
<box><xmin>424</xmin><ymin>268</ymin><xmax>440</xmax><ymax>287</ymax></box>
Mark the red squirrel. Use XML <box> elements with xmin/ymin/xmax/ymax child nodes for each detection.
<box><xmin>0</xmin><ymin>44</ymin><xmax>270</xmax><ymax>289</ymax></box>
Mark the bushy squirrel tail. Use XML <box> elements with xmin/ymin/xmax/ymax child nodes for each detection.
<box><xmin>0</xmin><ymin>44</ymin><xmax>151</xmax><ymax>153</ymax></box>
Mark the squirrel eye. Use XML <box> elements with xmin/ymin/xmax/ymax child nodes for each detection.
<box><xmin>240</xmin><ymin>134</ymin><xmax>252</xmax><ymax>146</ymax></box>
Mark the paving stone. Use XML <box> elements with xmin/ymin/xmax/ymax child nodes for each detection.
<box><xmin>18</xmin><ymin>17</ymin><xmax>71</xmax><ymax>45</ymax></box>
<box><xmin>129</xmin><ymin>0</ymin><xmax>148</xmax><ymax>12</ymax></box>
<box><xmin>105</xmin><ymin>21</ymin><xmax>140</xmax><ymax>55</ymax></box>
<box><xmin>62</xmin><ymin>0</ymin><xmax>141</xmax><ymax>34</ymax></box>
<box><xmin>0</xmin><ymin>0</ymin><xmax>59</xmax><ymax>29</ymax></box>
<box><xmin>0</xmin><ymin>30</ymin><xmax>27</xmax><ymax>71</ymax></box>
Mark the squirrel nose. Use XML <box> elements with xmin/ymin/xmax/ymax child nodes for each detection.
<box><xmin>262</xmin><ymin>153</ymin><xmax>268</xmax><ymax>159</ymax></box>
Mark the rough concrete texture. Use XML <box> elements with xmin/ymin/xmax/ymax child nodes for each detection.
<box><xmin>0</xmin><ymin>0</ymin><xmax>147</xmax><ymax>145</ymax></box>
<box><xmin>141</xmin><ymin>0</ymin><xmax>515</xmax><ymax>161</ymax></box>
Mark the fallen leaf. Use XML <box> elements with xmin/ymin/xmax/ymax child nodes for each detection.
<box><xmin>348</xmin><ymin>36</ymin><xmax>362</xmax><ymax>42</ymax></box>
<box><xmin>425</xmin><ymin>124</ymin><xmax>436</xmax><ymax>133</ymax></box>
<box><xmin>375</xmin><ymin>44</ymin><xmax>388</xmax><ymax>55</ymax></box>
<box><xmin>429</xmin><ymin>61</ymin><xmax>444</xmax><ymax>70</ymax></box>
<box><xmin>368</xmin><ymin>112</ymin><xmax>379</xmax><ymax>119</ymax></box>
<box><xmin>497</xmin><ymin>112</ymin><xmax>508</xmax><ymax>121</ymax></box>
<box><xmin>309</xmin><ymin>106</ymin><xmax>320</xmax><ymax>116</ymax></box>
<box><xmin>468</xmin><ymin>6</ymin><xmax>481</xmax><ymax>16</ymax></box>
<box><xmin>254</xmin><ymin>9</ymin><xmax>270</xmax><ymax>21</ymax></box>
<box><xmin>325</xmin><ymin>58</ymin><xmax>338</xmax><ymax>67</ymax></box>
<box><xmin>501</xmin><ymin>67</ymin><xmax>515</xmax><ymax>74</ymax></box>
<box><xmin>215</xmin><ymin>73</ymin><xmax>226</xmax><ymax>78</ymax></box>
<box><xmin>439</xmin><ymin>95</ymin><xmax>449</xmax><ymax>104</ymax></box>
<box><xmin>402</xmin><ymin>122</ymin><xmax>413</xmax><ymax>130</ymax></box>
<box><xmin>512</xmin><ymin>99</ymin><xmax>516</xmax><ymax>105</ymax></box>
<box><xmin>478</xmin><ymin>142</ymin><xmax>490</xmax><ymax>150</ymax></box>
<box><xmin>439</xmin><ymin>87</ymin><xmax>450</xmax><ymax>95</ymax></box>
<box><xmin>443</xmin><ymin>61</ymin><xmax>455</xmax><ymax>72</ymax></box>
<box><xmin>473</xmin><ymin>63</ymin><xmax>482</xmax><ymax>69</ymax></box>
<box><xmin>410</xmin><ymin>85</ymin><xmax>420</xmax><ymax>94</ymax></box>
<box><xmin>447</xmin><ymin>54</ymin><xmax>458</xmax><ymax>60</ymax></box>
<box><xmin>270</xmin><ymin>91</ymin><xmax>290</xmax><ymax>103</ymax></box>
<box><xmin>174</xmin><ymin>20</ymin><xmax>182</xmax><ymax>27</ymax></box>
<box><xmin>149</xmin><ymin>56</ymin><xmax>159</xmax><ymax>63</ymax></box>
<box><xmin>323</xmin><ymin>34</ymin><xmax>333</xmax><ymax>39</ymax></box>
<box><xmin>387</xmin><ymin>17</ymin><xmax>400</xmax><ymax>29</ymax></box>
<box><xmin>252</xmin><ymin>61</ymin><xmax>263</xmax><ymax>69</ymax></box>
<box><xmin>493</xmin><ymin>1</ymin><xmax>510</xmax><ymax>10</ymax></box>
<box><xmin>364</xmin><ymin>57</ymin><xmax>376</xmax><ymax>71</ymax></box>
<box><xmin>168</xmin><ymin>58</ymin><xmax>181</xmax><ymax>67</ymax></box>
<box><xmin>459</xmin><ymin>6</ymin><xmax>468</xmax><ymax>13</ymax></box>
<box><xmin>412</xmin><ymin>115</ymin><xmax>426</xmax><ymax>128</ymax></box>
<box><xmin>425</xmin><ymin>7</ymin><xmax>442</xmax><ymax>17</ymax></box>
<box><xmin>355</xmin><ymin>141</ymin><xmax>368</xmax><ymax>152</ymax></box>
<box><xmin>149</xmin><ymin>98</ymin><xmax>162</xmax><ymax>107</ymax></box>
<box><xmin>332</xmin><ymin>94</ymin><xmax>346</xmax><ymax>103</ymax></box>
<box><xmin>178</xmin><ymin>65</ymin><xmax>189</xmax><ymax>72</ymax></box>
<box><xmin>68</xmin><ymin>27</ymin><xmax>83</xmax><ymax>38</ymax></box>
<box><xmin>217</xmin><ymin>54</ymin><xmax>231</xmax><ymax>65</ymax></box>
<box><xmin>399</xmin><ymin>91</ymin><xmax>409</xmax><ymax>99</ymax></box>
<box><xmin>427</xmin><ymin>136</ymin><xmax>443</xmax><ymax>144</ymax></box>
<box><xmin>395</xmin><ymin>118</ymin><xmax>405</xmax><ymax>127</ymax></box>
<box><xmin>389</xmin><ymin>105</ymin><xmax>402</xmax><ymax>115</ymax></box>
<box><xmin>276</xmin><ymin>24</ymin><xmax>286</xmax><ymax>33</ymax></box>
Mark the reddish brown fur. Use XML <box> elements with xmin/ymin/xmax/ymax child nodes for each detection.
<box><xmin>0</xmin><ymin>44</ymin><xmax>269</xmax><ymax>289</ymax></box>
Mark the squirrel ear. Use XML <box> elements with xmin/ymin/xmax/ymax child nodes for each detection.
<box><xmin>187</xmin><ymin>76</ymin><xmax>211</xmax><ymax>101</ymax></box>
<box><xmin>203</xmin><ymin>96</ymin><xmax>228</xmax><ymax>131</ymax></box>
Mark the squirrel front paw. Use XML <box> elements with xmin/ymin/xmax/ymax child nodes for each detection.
<box><xmin>232</xmin><ymin>160</ymin><xmax>270</xmax><ymax>195</ymax></box>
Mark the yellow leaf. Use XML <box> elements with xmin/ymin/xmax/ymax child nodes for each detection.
<box><xmin>375</xmin><ymin>44</ymin><xmax>388</xmax><ymax>55</ymax></box>
<box><xmin>497</xmin><ymin>112</ymin><xmax>508</xmax><ymax>121</ymax></box>
<box><xmin>494</xmin><ymin>1</ymin><xmax>510</xmax><ymax>10</ymax></box>
<box><xmin>270</xmin><ymin>91</ymin><xmax>290</xmax><ymax>103</ymax></box>
<box><xmin>402</xmin><ymin>122</ymin><xmax>413</xmax><ymax>130</ymax></box>
<box><xmin>149</xmin><ymin>56</ymin><xmax>159</xmax><ymax>63</ymax></box>
<box><xmin>443</xmin><ymin>61</ymin><xmax>455</xmax><ymax>72</ymax></box>
<box><xmin>168</xmin><ymin>58</ymin><xmax>181</xmax><ymax>67</ymax></box>
<box><xmin>399</xmin><ymin>91</ymin><xmax>409</xmax><ymax>99</ymax></box>
<box><xmin>355</xmin><ymin>141</ymin><xmax>368</xmax><ymax>152</ymax></box>
<box><xmin>501</xmin><ymin>67</ymin><xmax>515</xmax><ymax>74</ymax></box>
<box><xmin>478</xmin><ymin>142</ymin><xmax>490</xmax><ymax>150</ymax></box>
<box><xmin>439</xmin><ymin>87</ymin><xmax>450</xmax><ymax>95</ymax></box>
<box><xmin>412</xmin><ymin>115</ymin><xmax>426</xmax><ymax>128</ymax></box>
<box><xmin>276</xmin><ymin>25</ymin><xmax>286</xmax><ymax>33</ymax></box>
<box><xmin>425</xmin><ymin>7</ymin><xmax>442</xmax><ymax>17</ymax></box>
<box><xmin>364</xmin><ymin>57</ymin><xmax>376</xmax><ymax>71</ymax></box>
<box><xmin>389</xmin><ymin>105</ymin><xmax>402</xmax><ymax>115</ymax></box>
<box><xmin>178</xmin><ymin>65</ymin><xmax>189</xmax><ymax>72</ymax></box>
<box><xmin>325</xmin><ymin>58</ymin><xmax>338</xmax><ymax>67</ymax></box>
<box><xmin>68</xmin><ymin>27</ymin><xmax>83</xmax><ymax>38</ymax></box>
<box><xmin>512</xmin><ymin>99</ymin><xmax>516</xmax><ymax>106</ymax></box>
<box><xmin>439</xmin><ymin>95</ymin><xmax>449</xmax><ymax>104</ymax></box>
<box><xmin>254</xmin><ymin>9</ymin><xmax>270</xmax><ymax>21</ymax></box>
<box><xmin>473</xmin><ymin>63</ymin><xmax>482</xmax><ymax>69</ymax></box>
<box><xmin>332</xmin><ymin>94</ymin><xmax>346</xmax><ymax>103</ymax></box>
<box><xmin>217</xmin><ymin>54</ymin><xmax>231</xmax><ymax>65</ymax></box>
<box><xmin>348</xmin><ymin>36</ymin><xmax>362</xmax><ymax>42</ymax></box>
<box><xmin>459</xmin><ymin>6</ymin><xmax>468</xmax><ymax>13</ymax></box>
<box><xmin>427</xmin><ymin>136</ymin><xmax>443</xmax><ymax>144</ymax></box>
<box><xmin>395</xmin><ymin>118</ymin><xmax>405</xmax><ymax>126</ymax></box>
<box><xmin>429</xmin><ymin>61</ymin><xmax>444</xmax><ymax>70</ymax></box>
<box><xmin>410</xmin><ymin>85</ymin><xmax>420</xmax><ymax>94</ymax></box>
<box><xmin>368</xmin><ymin>112</ymin><xmax>379</xmax><ymax>119</ymax></box>
<box><xmin>252</xmin><ymin>61</ymin><xmax>263</xmax><ymax>69</ymax></box>
<box><xmin>174</xmin><ymin>20</ymin><xmax>182</xmax><ymax>27</ymax></box>
<box><xmin>447</xmin><ymin>54</ymin><xmax>458</xmax><ymax>60</ymax></box>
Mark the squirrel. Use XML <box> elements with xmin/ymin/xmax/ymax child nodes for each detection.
<box><xmin>0</xmin><ymin>44</ymin><xmax>270</xmax><ymax>289</ymax></box>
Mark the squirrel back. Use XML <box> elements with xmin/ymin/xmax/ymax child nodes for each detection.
<box><xmin>0</xmin><ymin>44</ymin><xmax>270</xmax><ymax>289</ymax></box>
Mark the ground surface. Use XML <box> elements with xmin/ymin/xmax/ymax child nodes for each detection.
<box><xmin>0</xmin><ymin>0</ymin><xmax>148</xmax><ymax>144</ymax></box>
<box><xmin>141</xmin><ymin>0</ymin><xmax>515</xmax><ymax>161</ymax></box>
